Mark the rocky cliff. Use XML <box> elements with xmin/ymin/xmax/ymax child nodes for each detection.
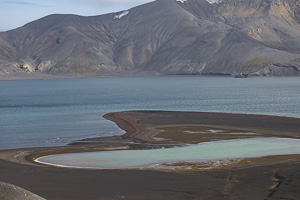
<box><xmin>1</xmin><ymin>0</ymin><xmax>300</xmax><ymax>80</ymax></box>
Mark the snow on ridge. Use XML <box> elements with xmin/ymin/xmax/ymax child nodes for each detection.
<box><xmin>114</xmin><ymin>11</ymin><xmax>129</xmax><ymax>20</ymax></box>
<box><xmin>175</xmin><ymin>0</ymin><xmax>224</xmax><ymax>5</ymax></box>
<box><xmin>206</xmin><ymin>0</ymin><xmax>224</xmax><ymax>4</ymax></box>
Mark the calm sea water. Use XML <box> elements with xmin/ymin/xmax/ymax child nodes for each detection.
<box><xmin>1</xmin><ymin>76</ymin><xmax>300</xmax><ymax>150</ymax></box>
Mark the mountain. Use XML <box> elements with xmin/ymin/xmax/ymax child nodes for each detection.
<box><xmin>1</xmin><ymin>0</ymin><xmax>300</xmax><ymax>80</ymax></box>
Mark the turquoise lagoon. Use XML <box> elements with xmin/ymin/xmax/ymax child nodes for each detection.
<box><xmin>36</xmin><ymin>138</ymin><xmax>300</xmax><ymax>169</ymax></box>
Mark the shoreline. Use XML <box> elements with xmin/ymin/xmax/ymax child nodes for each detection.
<box><xmin>2</xmin><ymin>73</ymin><xmax>300</xmax><ymax>82</ymax></box>
<box><xmin>1</xmin><ymin>111</ymin><xmax>300</xmax><ymax>199</ymax></box>
<box><xmin>1</xmin><ymin>111</ymin><xmax>300</xmax><ymax>168</ymax></box>
<box><xmin>102</xmin><ymin>110</ymin><xmax>300</xmax><ymax>143</ymax></box>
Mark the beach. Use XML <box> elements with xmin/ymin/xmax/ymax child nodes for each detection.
<box><xmin>1</xmin><ymin>111</ymin><xmax>300</xmax><ymax>199</ymax></box>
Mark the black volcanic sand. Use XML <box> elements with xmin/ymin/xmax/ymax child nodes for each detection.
<box><xmin>1</xmin><ymin>111</ymin><xmax>300</xmax><ymax>200</ymax></box>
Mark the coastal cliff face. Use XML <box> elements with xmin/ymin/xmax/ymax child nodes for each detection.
<box><xmin>1</xmin><ymin>0</ymin><xmax>300</xmax><ymax>80</ymax></box>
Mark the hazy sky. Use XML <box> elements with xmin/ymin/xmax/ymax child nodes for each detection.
<box><xmin>0</xmin><ymin>0</ymin><xmax>154</xmax><ymax>31</ymax></box>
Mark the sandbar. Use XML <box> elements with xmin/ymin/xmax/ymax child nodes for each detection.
<box><xmin>1</xmin><ymin>111</ymin><xmax>300</xmax><ymax>199</ymax></box>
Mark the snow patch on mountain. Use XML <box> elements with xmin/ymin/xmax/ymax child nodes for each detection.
<box><xmin>176</xmin><ymin>0</ymin><xmax>187</xmax><ymax>3</ymax></box>
<box><xmin>114</xmin><ymin>11</ymin><xmax>129</xmax><ymax>20</ymax></box>
<box><xmin>206</xmin><ymin>0</ymin><xmax>224</xmax><ymax>4</ymax></box>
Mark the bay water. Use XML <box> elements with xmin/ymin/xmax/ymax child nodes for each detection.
<box><xmin>1</xmin><ymin>76</ymin><xmax>300</xmax><ymax>150</ymax></box>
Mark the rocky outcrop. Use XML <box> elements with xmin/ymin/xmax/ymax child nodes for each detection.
<box><xmin>0</xmin><ymin>181</ymin><xmax>46</xmax><ymax>200</ymax></box>
<box><xmin>1</xmin><ymin>0</ymin><xmax>300</xmax><ymax>80</ymax></box>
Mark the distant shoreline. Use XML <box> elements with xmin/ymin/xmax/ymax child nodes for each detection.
<box><xmin>2</xmin><ymin>73</ymin><xmax>300</xmax><ymax>82</ymax></box>
<box><xmin>0</xmin><ymin>73</ymin><xmax>234</xmax><ymax>82</ymax></box>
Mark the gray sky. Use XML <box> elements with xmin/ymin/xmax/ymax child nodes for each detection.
<box><xmin>0</xmin><ymin>0</ymin><xmax>154</xmax><ymax>31</ymax></box>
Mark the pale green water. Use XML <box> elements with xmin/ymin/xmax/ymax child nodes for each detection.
<box><xmin>37</xmin><ymin>138</ymin><xmax>300</xmax><ymax>169</ymax></box>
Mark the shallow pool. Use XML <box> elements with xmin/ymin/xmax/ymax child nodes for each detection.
<box><xmin>36</xmin><ymin>138</ymin><xmax>300</xmax><ymax>169</ymax></box>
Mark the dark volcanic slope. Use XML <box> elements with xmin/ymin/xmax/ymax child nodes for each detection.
<box><xmin>1</xmin><ymin>0</ymin><xmax>300</xmax><ymax>79</ymax></box>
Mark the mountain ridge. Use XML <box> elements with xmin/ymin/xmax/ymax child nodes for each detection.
<box><xmin>1</xmin><ymin>0</ymin><xmax>300</xmax><ymax>80</ymax></box>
